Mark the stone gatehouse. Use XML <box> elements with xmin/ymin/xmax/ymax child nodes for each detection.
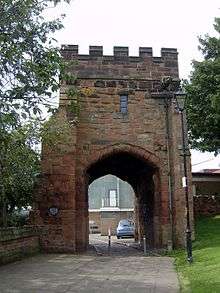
<box><xmin>33</xmin><ymin>45</ymin><xmax>193</xmax><ymax>252</ymax></box>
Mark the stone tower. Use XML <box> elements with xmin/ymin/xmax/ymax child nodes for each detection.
<box><xmin>33</xmin><ymin>45</ymin><xmax>193</xmax><ymax>252</ymax></box>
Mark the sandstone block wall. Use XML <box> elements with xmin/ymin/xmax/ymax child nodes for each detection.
<box><xmin>34</xmin><ymin>45</ymin><xmax>194</xmax><ymax>252</ymax></box>
<box><xmin>194</xmin><ymin>195</ymin><xmax>220</xmax><ymax>216</ymax></box>
<box><xmin>0</xmin><ymin>227</ymin><xmax>39</xmax><ymax>265</ymax></box>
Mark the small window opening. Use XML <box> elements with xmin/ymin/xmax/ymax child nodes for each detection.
<box><xmin>102</xmin><ymin>190</ymin><xmax>117</xmax><ymax>207</ymax></box>
<box><xmin>120</xmin><ymin>95</ymin><xmax>128</xmax><ymax>113</ymax></box>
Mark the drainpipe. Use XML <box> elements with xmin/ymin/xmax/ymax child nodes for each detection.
<box><xmin>164</xmin><ymin>97</ymin><xmax>174</xmax><ymax>250</ymax></box>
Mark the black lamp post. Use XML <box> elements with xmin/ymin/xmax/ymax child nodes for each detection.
<box><xmin>175</xmin><ymin>91</ymin><xmax>193</xmax><ymax>264</ymax></box>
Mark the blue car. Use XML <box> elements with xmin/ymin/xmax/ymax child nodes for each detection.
<box><xmin>116</xmin><ymin>219</ymin><xmax>135</xmax><ymax>239</ymax></box>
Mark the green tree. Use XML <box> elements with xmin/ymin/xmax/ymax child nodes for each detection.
<box><xmin>0</xmin><ymin>124</ymin><xmax>40</xmax><ymax>226</ymax></box>
<box><xmin>185</xmin><ymin>18</ymin><xmax>220</xmax><ymax>154</ymax></box>
<box><xmin>0</xmin><ymin>0</ymin><xmax>71</xmax><ymax>121</ymax></box>
<box><xmin>0</xmin><ymin>0</ymin><xmax>75</xmax><ymax>226</ymax></box>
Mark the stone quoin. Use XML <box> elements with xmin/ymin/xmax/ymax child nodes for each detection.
<box><xmin>32</xmin><ymin>45</ymin><xmax>193</xmax><ymax>252</ymax></box>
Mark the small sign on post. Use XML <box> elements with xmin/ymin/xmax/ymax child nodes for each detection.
<box><xmin>182</xmin><ymin>176</ymin><xmax>187</xmax><ymax>188</ymax></box>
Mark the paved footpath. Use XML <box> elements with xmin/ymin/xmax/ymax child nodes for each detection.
<box><xmin>0</xmin><ymin>237</ymin><xmax>179</xmax><ymax>293</ymax></box>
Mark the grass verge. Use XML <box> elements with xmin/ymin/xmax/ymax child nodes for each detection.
<box><xmin>169</xmin><ymin>215</ymin><xmax>220</xmax><ymax>292</ymax></box>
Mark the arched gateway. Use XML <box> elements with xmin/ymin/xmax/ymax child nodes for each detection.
<box><xmin>32</xmin><ymin>45</ymin><xmax>193</xmax><ymax>252</ymax></box>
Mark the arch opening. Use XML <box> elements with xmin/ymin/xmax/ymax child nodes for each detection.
<box><xmin>88</xmin><ymin>175</ymin><xmax>135</xmax><ymax>247</ymax></box>
<box><xmin>76</xmin><ymin>150</ymin><xmax>162</xmax><ymax>252</ymax></box>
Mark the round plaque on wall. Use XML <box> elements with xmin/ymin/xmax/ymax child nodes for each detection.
<box><xmin>48</xmin><ymin>206</ymin><xmax>59</xmax><ymax>216</ymax></box>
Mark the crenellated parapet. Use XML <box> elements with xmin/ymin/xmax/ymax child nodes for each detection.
<box><xmin>60</xmin><ymin>45</ymin><xmax>179</xmax><ymax>81</ymax></box>
<box><xmin>61</xmin><ymin>45</ymin><xmax>178</xmax><ymax>63</ymax></box>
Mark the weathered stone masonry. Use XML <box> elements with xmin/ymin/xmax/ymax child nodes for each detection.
<box><xmin>0</xmin><ymin>227</ymin><xmax>39</xmax><ymax>264</ymax></box>
<box><xmin>33</xmin><ymin>45</ymin><xmax>193</xmax><ymax>252</ymax></box>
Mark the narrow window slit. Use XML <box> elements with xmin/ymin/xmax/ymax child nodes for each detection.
<box><xmin>120</xmin><ymin>95</ymin><xmax>128</xmax><ymax>113</ymax></box>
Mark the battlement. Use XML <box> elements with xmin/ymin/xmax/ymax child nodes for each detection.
<box><xmin>61</xmin><ymin>45</ymin><xmax>179</xmax><ymax>80</ymax></box>
<box><xmin>61</xmin><ymin>45</ymin><xmax>178</xmax><ymax>63</ymax></box>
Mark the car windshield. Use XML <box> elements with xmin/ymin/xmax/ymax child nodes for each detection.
<box><xmin>119</xmin><ymin>220</ymin><xmax>134</xmax><ymax>227</ymax></box>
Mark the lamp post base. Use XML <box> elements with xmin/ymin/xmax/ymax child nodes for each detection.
<box><xmin>186</xmin><ymin>229</ymin><xmax>193</xmax><ymax>263</ymax></box>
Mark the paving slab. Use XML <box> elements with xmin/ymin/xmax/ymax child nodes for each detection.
<box><xmin>0</xmin><ymin>253</ymin><xmax>179</xmax><ymax>293</ymax></box>
<box><xmin>0</xmin><ymin>235</ymin><xmax>179</xmax><ymax>293</ymax></box>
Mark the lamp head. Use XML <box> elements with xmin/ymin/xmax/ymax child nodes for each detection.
<box><xmin>175</xmin><ymin>91</ymin><xmax>186</xmax><ymax>111</ymax></box>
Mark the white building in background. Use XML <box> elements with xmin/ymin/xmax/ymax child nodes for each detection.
<box><xmin>88</xmin><ymin>175</ymin><xmax>135</xmax><ymax>235</ymax></box>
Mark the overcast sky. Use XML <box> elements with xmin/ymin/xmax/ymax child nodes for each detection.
<box><xmin>48</xmin><ymin>0</ymin><xmax>220</xmax><ymax>171</ymax></box>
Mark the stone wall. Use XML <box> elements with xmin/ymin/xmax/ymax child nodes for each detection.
<box><xmin>100</xmin><ymin>211</ymin><xmax>134</xmax><ymax>235</ymax></box>
<box><xmin>194</xmin><ymin>195</ymin><xmax>220</xmax><ymax>217</ymax></box>
<box><xmin>0</xmin><ymin>226</ymin><xmax>39</xmax><ymax>265</ymax></box>
<box><xmin>89</xmin><ymin>210</ymin><xmax>134</xmax><ymax>235</ymax></box>
<box><xmin>33</xmin><ymin>45</ymin><xmax>193</xmax><ymax>252</ymax></box>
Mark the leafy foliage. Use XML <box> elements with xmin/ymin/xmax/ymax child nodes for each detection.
<box><xmin>185</xmin><ymin>18</ymin><xmax>220</xmax><ymax>154</ymax></box>
<box><xmin>41</xmin><ymin>110</ymin><xmax>75</xmax><ymax>152</ymax></box>
<box><xmin>0</xmin><ymin>0</ymin><xmax>71</xmax><ymax>120</ymax></box>
<box><xmin>0</xmin><ymin>0</ymin><xmax>75</xmax><ymax>225</ymax></box>
<box><xmin>0</xmin><ymin>124</ymin><xmax>40</xmax><ymax>226</ymax></box>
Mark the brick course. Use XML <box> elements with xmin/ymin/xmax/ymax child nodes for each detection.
<box><xmin>0</xmin><ymin>227</ymin><xmax>39</xmax><ymax>264</ymax></box>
